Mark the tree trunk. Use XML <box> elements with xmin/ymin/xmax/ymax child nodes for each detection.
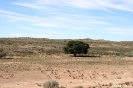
<box><xmin>74</xmin><ymin>53</ymin><xmax>76</xmax><ymax>57</ymax></box>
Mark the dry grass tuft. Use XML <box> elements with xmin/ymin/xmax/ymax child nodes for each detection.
<box><xmin>43</xmin><ymin>80</ymin><xmax>59</xmax><ymax>88</ymax></box>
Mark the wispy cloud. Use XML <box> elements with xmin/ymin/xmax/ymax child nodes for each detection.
<box><xmin>0</xmin><ymin>0</ymin><xmax>133</xmax><ymax>41</ymax></box>
<box><xmin>35</xmin><ymin>23</ymin><xmax>68</xmax><ymax>28</ymax></box>
<box><xmin>0</xmin><ymin>9</ymin><xmax>45</xmax><ymax>22</ymax></box>
<box><xmin>0</xmin><ymin>9</ymin><xmax>20</xmax><ymax>15</ymax></box>
<box><xmin>35</xmin><ymin>0</ymin><xmax>133</xmax><ymax>12</ymax></box>
<box><xmin>12</xmin><ymin>2</ymin><xmax>43</xmax><ymax>9</ymax></box>
<box><xmin>8</xmin><ymin>0</ymin><xmax>133</xmax><ymax>28</ymax></box>
<box><xmin>20</xmin><ymin>27</ymin><xmax>34</xmax><ymax>31</ymax></box>
<box><xmin>12</xmin><ymin>2</ymin><xmax>72</xmax><ymax>13</ymax></box>
<box><xmin>0</xmin><ymin>8</ymin><xmax>111</xmax><ymax>31</ymax></box>
<box><xmin>7</xmin><ymin>20</ymin><xmax>17</xmax><ymax>23</ymax></box>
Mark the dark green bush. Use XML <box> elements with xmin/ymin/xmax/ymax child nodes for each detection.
<box><xmin>63</xmin><ymin>41</ymin><xmax>90</xmax><ymax>57</ymax></box>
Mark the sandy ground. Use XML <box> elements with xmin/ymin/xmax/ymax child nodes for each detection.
<box><xmin>1</xmin><ymin>58</ymin><xmax>133</xmax><ymax>88</ymax></box>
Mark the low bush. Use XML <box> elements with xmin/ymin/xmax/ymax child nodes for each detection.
<box><xmin>74</xmin><ymin>86</ymin><xmax>84</xmax><ymax>88</ymax></box>
<box><xmin>124</xmin><ymin>53</ymin><xmax>133</xmax><ymax>57</ymax></box>
<box><xmin>43</xmin><ymin>80</ymin><xmax>59</xmax><ymax>88</ymax></box>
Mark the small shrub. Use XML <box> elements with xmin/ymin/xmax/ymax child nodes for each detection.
<box><xmin>109</xmin><ymin>83</ymin><xmax>113</xmax><ymax>86</ymax></box>
<box><xmin>124</xmin><ymin>53</ymin><xmax>133</xmax><ymax>57</ymax></box>
<box><xmin>59</xmin><ymin>86</ymin><xmax>66</xmax><ymax>88</ymax></box>
<box><xmin>43</xmin><ymin>80</ymin><xmax>59</xmax><ymax>88</ymax></box>
<box><xmin>125</xmin><ymin>82</ymin><xmax>131</xmax><ymax>86</ymax></box>
<box><xmin>116</xmin><ymin>76</ymin><xmax>122</xmax><ymax>79</ymax></box>
<box><xmin>74</xmin><ymin>86</ymin><xmax>84</xmax><ymax>88</ymax></box>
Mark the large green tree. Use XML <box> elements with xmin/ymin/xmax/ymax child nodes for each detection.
<box><xmin>63</xmin><ymin>41</ymin><xmax>90</xmax><ymax>57</ymax></box>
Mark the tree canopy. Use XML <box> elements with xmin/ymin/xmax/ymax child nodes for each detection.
<box><xmin>63</xmin><ymin>41</ymin><xmax>90</xmax><ymax>57</ymax></box>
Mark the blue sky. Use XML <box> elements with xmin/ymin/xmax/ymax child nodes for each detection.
<box><xmin>0</xmin><ymin>0</ymin><xmax>133</xmax><ymax>41</ymax></box>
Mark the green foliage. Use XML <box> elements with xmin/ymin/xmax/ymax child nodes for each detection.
<box><xmin>63</xmin><ymin>41</ymin><xmax>90</xmax><ymax>56</ymax></box>
<box><xmin>43</xmin><ymin>80</ymin><xmax>59</xmax><ymax>88</ymax></box>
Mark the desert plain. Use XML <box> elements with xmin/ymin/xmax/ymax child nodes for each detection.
<box><xmin>0</xmin><ymin>38</ymin><xmax>133</xmax><ymax>88</ymax></box>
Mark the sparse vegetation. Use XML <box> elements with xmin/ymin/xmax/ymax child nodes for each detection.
<box><xmin>0</xmin><ymin>38</ymin><xmax>133</xmax><ymax>57</ymax></box>
<box><xmin>43</xmin><ymin>80</ymin><xmax>59</xmax><ymax>88</ymax></box>
<box><xmin>0</xmin><ymin>38</ymin><xmax>133</xmax><ymax>88</ymax></box>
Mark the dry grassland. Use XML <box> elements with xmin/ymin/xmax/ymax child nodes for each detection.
<box><xmin>1</xmin><ymin>55</ymin><xmax>133</xmax><ymax>88</ymax></box>
<box><xmin>0</xmin><ymin>38</ymin><xmax>133</xmax><ymax>88</ymax></box>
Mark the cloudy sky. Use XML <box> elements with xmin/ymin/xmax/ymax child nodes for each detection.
<box><xmin>0</xmin><ymin>0</ymin><xmax>133</xmax><ymax>41</ymax></box>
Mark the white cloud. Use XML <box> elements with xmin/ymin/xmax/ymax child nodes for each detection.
<box><xmin>20</xmin><ymin>27</ymin><xmax>34</xmax><ymax>30</ymax></box>
<box><xmin>0</xmin><ymin>0</ymin><xmax>132</xmax><ymax>41</ymax></box>
<box><xmin>7</xmin><ymin>20</ymin><xmax>17</xmax><ymax>22</ymax></box>
<box><xmin>13</xmin><ymin>3</ymin><xmax>43</xmax><ymax>9</ymax></box>
<box><xmin>0</xmin><ymin>9</ymin><xmax>23</xmax><ymax>16</ymax></box>
<box><xmin>12</xmin><ymin>2</ymin><xmax>68</xmax><ymax>13</ymax></box>
<box><xmin>35</xmin><ymin>23</ymin><xmax>65</xmax><ymax>28</ymax></box>
<box><xmin>0</xmin><ymin>8</ymin><xmax>111</xmax><ymax>31</ymax></box>
<box><xmin>0</xmin><ymin>9</ymin><xmax>49</xmax><ymax>23</ymax></box>
<box><xmin>35</xmin><ymin>0</ymin><xmax>133</xmax><ymax>12</ymax></box>
<box><xmin>87</xmin><ymin>20</ymin><xmax>110</xmax><ymax>25</ymax></box>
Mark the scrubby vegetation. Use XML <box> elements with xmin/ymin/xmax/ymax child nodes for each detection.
<box><xmin>0</xmin><ymin>37</ymin><xmax>133</xmax><ymax>58</ymax></box>
<box><xmin>1</xmin><ymin>37</ymin><xmax>133</xmax><ymax>88</ymax></box>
